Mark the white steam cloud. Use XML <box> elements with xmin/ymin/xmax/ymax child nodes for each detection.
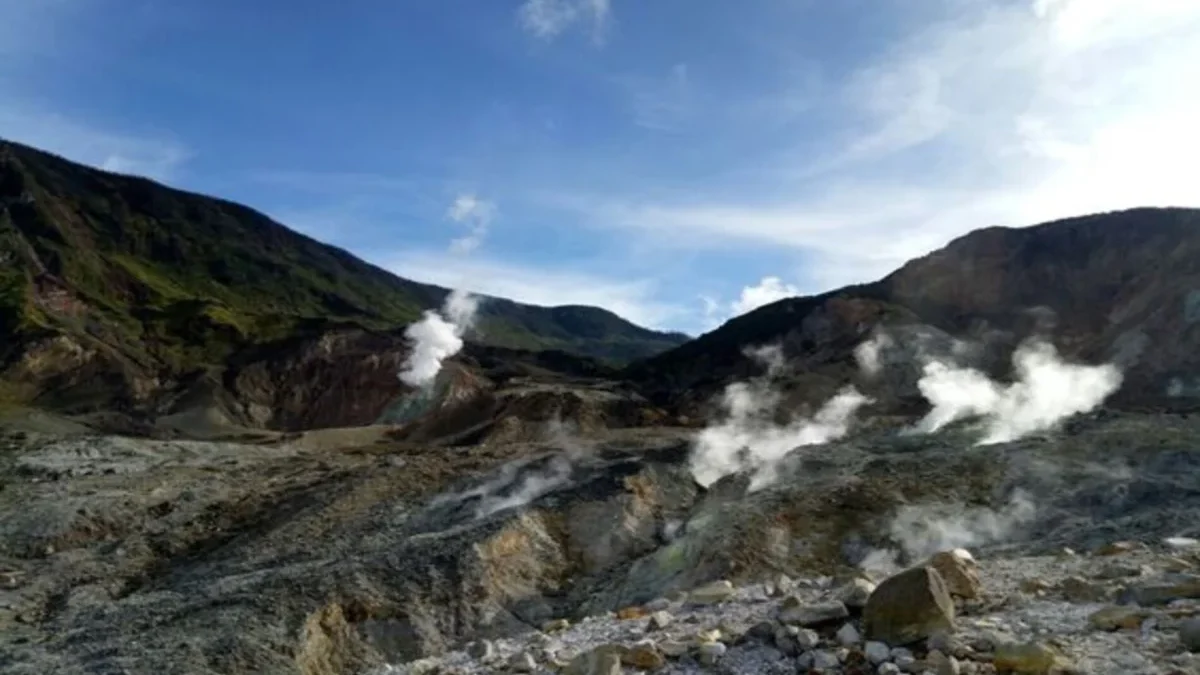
<box><xmin>916</xmin><ymin>339</ymin><xmax>1123</xmax><ymax>443</ymax></box>
<box><xmin>398</xmin><ymin>289</ymin><xmax>480</xmax><ymax>388</ymax></box>
<box><xmin>854</xmin><ymin>331</ymin><xmax>894</xmax><ymax>378</ymax></box>
<box><xmin>427</xmin><ymin>418</ymin><xmax>587</xmax><ymax>519</ymax></box>
<box><xmin>690</xmin><ymin>345</ymin><xmax>872</xmax><ymax>489</ymax></box>
<box><xmin>860</xmin><ymin>490</ymin><xmax>1038</xmax><ymax>576</ymax></box>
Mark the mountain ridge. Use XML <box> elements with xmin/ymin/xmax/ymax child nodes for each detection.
<box><xmin>0</xmin><ymin>138</ymin><xmax>686</xmax><ymax>422</ymax></box>
<box><xmin>627</xmin><ymin>206</ymin><xmax>1200</xmax><ymax>415</ymax></box>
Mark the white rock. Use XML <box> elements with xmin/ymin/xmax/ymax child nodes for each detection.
<box><xmin>508</xmin><ymin>650</ymin><xmax>537</xmax><ymax>672</ymax></box>
<box><xmin>796</xmin><ymin>628</ymin><xmax>821</xmax><ymax>650</ymax></box>
<box><xmin>878</xmin><ymin>664</ymin><xmax>903</xmax><ymax>675</ymax></box>
<box><xmin>1165</xmin><ymin>537</ymin><xmax>1200</xmax><ymax>551</ymax></box>
<box><xmin>837</xmin><ymin>622</ymin><xmax>862</xmax><ymax>646</ymax></box>
<box><xmin>812</xmin><ymin>650</ymin><xmax>840</xmax><ymax>670</ymax></box>
<box><xmin>648</xmin><ymin>610</ymin><xmax>673</xmax><ymax>631</ymax></box>
<box><xmin>659</xmin><ymin>640</ymin><xmax>690</xmax><ymax>658</ymax></box>
<box><xmin>689</xmin><ymin>580</ymin><xmax>736</xmax><ymax>605</ymax></box>
<box><xmin>698</xmin><ymin>641</ymin><xmax>726</xmax><ymax>665</ymax></box>
<box><xmin>865</xmin><ymin>641</ymin><xmax>892</xmax><ymax>664</ymax></box>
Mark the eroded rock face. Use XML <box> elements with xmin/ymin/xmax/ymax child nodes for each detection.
<box><xmin>5</xmin><ymin>412</ymin><xmax>1200</xmax><ymax>674</ymax></box>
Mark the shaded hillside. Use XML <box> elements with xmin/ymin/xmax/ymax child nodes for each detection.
<box><xmin>0</xmin><ymin>139</ymin><xmax>685</xmax><ymax>417</ymax></box>
<box><xmin>629</xmin><ymin>207</ymin><xmax>1200</xmax><ymax>412</ymax></box>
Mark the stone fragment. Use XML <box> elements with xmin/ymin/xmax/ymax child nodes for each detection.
<box><xmin>837</xmin><ymin>622</ymin><xmax>863</xmax><ymax>646</ymax></box>
<box><xmin>622</xmin><ymin>641</ymin><xmax>666</xmax><ymax>670</ymax></box>
<box><xmin>688</xmin><ymin>579</ymin><xmax>735</xmax><ymax>605</ymax></box>
<box><xmin>777</xmin><ymin>596</ymin><xmax>850</xmax><ymax>626</ymax></box>
<box><xmin>992</xmin><ymin>641</ymin><xmax>1064</xmax><ymax>675</ymax></box>
<box><xmin>1089</xmin><ymin>605</ymin><xmax>1153</xmax><ymax>631</ymax></box>
<box><xmin>1121</xmin><ymin>574</ymin><xmax>1200</xmax><ymax>606</ymax></box>
<box><xmin>878</xmin><ymin>664</ymin><xmax>903</xmax><ymax>675</ymax></box>
<box><xmin>659</xmin><ymin>640</ymin><xmax>689</xmax><ymax>658</ymax></box>
<box><xmin>839</xmin><ymin>577</ymin><xmax>878</xmax><ymax>609</ymax></box>
<box><xmin>864</xmin><ymin>566</ymin><xmax>956</xmax><ymax>646</ymax></box>
<box><xmin>812</xmin><ymin>649</ymin><xmax>841</xmax><ymax>670</ymax></box>
<box><xmin>1098</xmin><ymin>540</ymin><xmax>1140</xmax><ymax>556</ymax></box>
<box><xmin>929</xmin><ymin>549</ymin><xmax>981</xmax><ymax>599</ymax></box>
<box><xmin>1058</xmin><ymin>576</ymin><xmax>1109</xmax><ymax>603</ymax></box>
<box><xmin>865</xmin><ymin>640</ymin><xmax>891</xmax><ymax>664</ymax></box>
<box><xmin>697</xmin><ymin>641</ymin><xmax>726</xmax><ymax>665</ymax></box>
<box><xmin>508</xmin><ymin>650</ymin><xmax>537</xmax><ymax>672</ymax></box>
<box><xmin>796</xmin><ymin>627</ymin><xmax>821</xmax><ymax>650</ymax></box>
<box><xmin>541</xmin><ymin>618</ymin><xmax>570</xmax><ymax>632</ymax></box>
<box><xmin>647</xmin><ymin>610</ymin><xmax>673</xmax><ymax>631</ymax></box>
<box><xmin>1019</xmin><ymin>578</ymin><xmax>1052</xmax><ymax>594</ymax></box>
<box><xmin>1165</xmin><ymin>537</ymin><xmax>1200</xmax><ymax>552</ymax></box>
<box><xmin>746</xmin><ymin>620</ymin><xmax>775</xmax><ymax>642</ymax></box>
<box><xmin>926</xmin><ymin>649</ymin><xmax>961</xmax><ymax>675</ymax></box>
<box><xmin>563</xmin><ymin>646</ymin><xmax>623</xmax><ymax>675</ymax></box>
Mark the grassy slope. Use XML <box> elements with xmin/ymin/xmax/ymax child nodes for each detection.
<box><xmin>0</xmin><ymin>140</ymin><xmax>686</xmax><ymax>372</ymax></box>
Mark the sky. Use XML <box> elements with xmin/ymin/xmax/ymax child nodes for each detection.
<box><xmin>2</xmin><ymin>0</ymin><xmax>1199</xmax><ymax>335</ymax></box>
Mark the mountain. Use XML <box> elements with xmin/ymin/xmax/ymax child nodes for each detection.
<box><xmin>628</xmin><ymin>207</ymin><xmax>1200</xmax><ymax>414</ymax></box>
<box><xmin>0</xmin><ymin>139</ymin><xmax>686</xmax><ymax>422</ymax></box>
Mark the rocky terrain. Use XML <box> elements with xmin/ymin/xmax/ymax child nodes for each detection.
<box><xmin>3</xmin><ymin>394</ymin><xmax>1200</xmax><ymax>674</ymax></box>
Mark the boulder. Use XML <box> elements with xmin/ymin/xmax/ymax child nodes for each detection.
<box><xmin>928</xmin><ymin>549</ymin><xmax>981</xmax><ymax>600</ymax></box>
<box><xmin>864</xmin><ymin>566</ymin><xmax>956</xmax><ymax>646</ymax></box>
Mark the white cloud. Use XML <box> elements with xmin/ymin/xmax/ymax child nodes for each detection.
<box><xmin>382</xmin><ymin>250</ymin><xmax>683</xmax><ymax>330</ymax></box>
<box><xmin>621</xmin><ymin>63</ymin><xmax>693</xmax><ymax>132</ymax></box>
<box><xmin>517</xmin><ymin>0</ymin><xmax>611</xmax><ymax>43</ymax></box>
<box><xmin>541</xmin><ymin>0</ymin><xmax>1200</xmax><ymax>295</ymax></box>
<box><xmin>445</xmin><ymin>193</ymin><xmax>496</xmax><ymax>254</ymax></box>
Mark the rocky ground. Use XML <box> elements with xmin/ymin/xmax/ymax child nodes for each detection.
<box><xmin>379</xmin><ymin>544</ymin><xmax>1200</xmax><ymax>675</ymax></box>
<box><xmin>1</xmin><ymin>403</ymin><xmax>1200</xmax><ymax>674</ymax></box>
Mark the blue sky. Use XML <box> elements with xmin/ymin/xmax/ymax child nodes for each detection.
<box><xmin>3</xmin><ymin>0</ymin><xmax>1199</xmax><ymax>334</ymax></box>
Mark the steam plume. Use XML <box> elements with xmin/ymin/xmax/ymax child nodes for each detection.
<box><xmin>398</xmin><ymin>289</ymin><xmax>480</xmax><ymax>388</ymax></box>
<box><xmin>690</xmin><ymin>345</ymin><xmax>871</xmax><ymax>489</ymax></box>
<box><xmin>854</xmin><ymin>331</ymin><xmax>894</xmax><ymax>378</ymax></box>
<box><xmin>860</xmin><ymin>490</ymin><xmax>1037</xmax><ymax>575</ymax></box>
<box><xmin>916</xmin><ymin>339</ymin><xmax>1122</xmax><ymax>443</ymax></box>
